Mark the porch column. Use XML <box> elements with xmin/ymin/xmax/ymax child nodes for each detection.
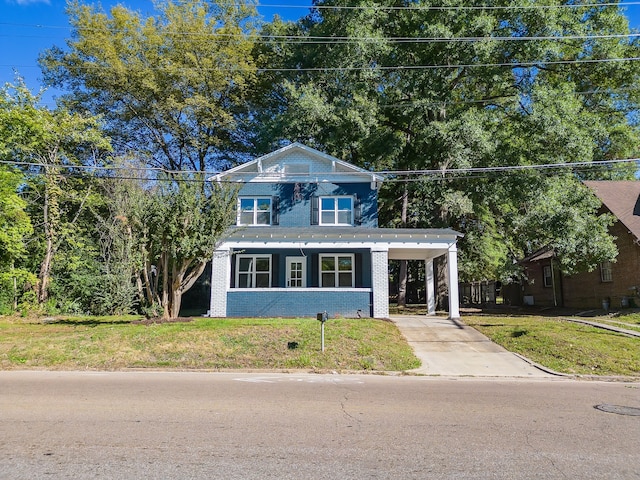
<box><xmin>425</xmin><ymin>258</ymin><xmax>436</xmax><ymax>315</ymax></box>
<box><xmin>371</xmin><ymin>249</ymin><xmax>389</xmax><ymax>319</ymax></box>
<box><xmin>209</xmin><ymin>247</ymin><xmax>231</xmax><ymax>317</ymax></box>
<box><xmin>447</xmin><ymin>244</ymin><xmax>461</xmax><ymax>319</ymax></box>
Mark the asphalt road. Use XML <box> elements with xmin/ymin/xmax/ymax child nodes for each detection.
<box><xmin>1</xmin><ymin>371</ymin><xmax>639</xmax><ymax>479</ymax></box>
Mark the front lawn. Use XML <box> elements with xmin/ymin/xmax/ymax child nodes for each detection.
<box><xmin>465</xmin><ymin>315</ymin><xmax>640</xmax><ymax>376</ymax></box>
<box><xmin>0</xmin><ymin>315</ymin><xmax>420</xmax><ymax>372</ymax></box>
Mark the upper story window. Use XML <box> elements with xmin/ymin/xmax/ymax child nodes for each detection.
<box><xmin>238</xmin><ymin>197</ymin><xmax>272</xmax><ymax>226</ymax></box>
<box><xmin>600</xmin><ymin>261</ymin><xmax>613</xmax><ymax>282</ymax></box>
<box><xmin>320</xmin><ymin>196</ymin><xmax>353</xmax><ymax>225</ymax></box>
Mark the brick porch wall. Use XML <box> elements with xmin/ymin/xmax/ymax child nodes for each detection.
<box><xmin>226</xmin><ymin>289</ymin><xmax>373</xmax><ymax>318</ymax></box>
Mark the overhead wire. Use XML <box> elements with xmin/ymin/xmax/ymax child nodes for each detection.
<box><xmin>1</xmin><ymin>157</ymin><xmax>637</xmax><ymax>183</ymax></box>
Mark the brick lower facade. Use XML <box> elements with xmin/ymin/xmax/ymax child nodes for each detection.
<box><xmin>226</xmin><ymin>289</ymin><xmax>372</xmax><ymax>317</ymax></box>
<box><xmin>521</xmin><ymin>220</ymin><xmax>640</xmax><ymax>309</ymax></box>
<box><xmin>562</xmin><ymin>220</ymin><xmax>640</xmax><ymax>309</ymax></box>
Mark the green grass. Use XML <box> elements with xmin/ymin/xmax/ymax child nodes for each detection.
<box><xmin>586</xmin><ymin>312</ymin><xmax>640</xmax><ymax>333</ymax></box>
<box><xmin>0</xmin><ymin>315</ymin><xmax>420</xmax><ymax>372</ymax></box>
<box><xmin>465</xmin><ymin>315</ymin><xmax>640</xmax><ymax>376</ymax></box>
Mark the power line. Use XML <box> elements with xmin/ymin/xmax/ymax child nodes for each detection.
<box><xmin>3</xmin><ymin>22</ymin><xmax>640</xmax><ymax>44</ymax></box>
<box><xmin>259</xmin><ymin>1</ymin><xmax>640</xmax><ymax>11</ymax></box>
<box><xmin>5</xmin><ymin>55</ymin><xmax>640</xmax><ymax>73</ymax></box>
<box><xmin>1</xmin><ymin>157</ymin><xmax>637</xmax><ymax>182</ymax></box>
<box><xmin>3</xmin><ymin>31</ymin><xmax>640</xmax><ymax>45</ymax></box>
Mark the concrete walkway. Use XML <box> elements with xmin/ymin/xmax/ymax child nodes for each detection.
<box><xmin>390</xmin><ymin>315</ymin><xmax>554</xmax><ymax>377</ymax></box>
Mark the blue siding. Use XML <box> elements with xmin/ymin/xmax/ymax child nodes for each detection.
<box><xmin>227</xmin><ymin>289</ymin><xmax>372</xmax><ymax>318</ymax></box>
<box><xmin>238</xmin><ymin>182</ymin><xmax>378</xmax><ymax>228</ymax></box>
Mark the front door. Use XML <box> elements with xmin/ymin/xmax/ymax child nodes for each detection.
<box><xmin>286</xmin><ymin>256</ymin><xmax>306</xmax><ymax>288</ymax></box>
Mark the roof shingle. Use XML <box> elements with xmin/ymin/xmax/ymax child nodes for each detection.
<box><xmin>584</xmin><ymin>181</ymin><xmax>640</xmax><ymax>241</ymax></box>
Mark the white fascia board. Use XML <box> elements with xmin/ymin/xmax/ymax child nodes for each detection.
<box><xmin>229</xmin><ymin>287</ymin><xmax>372</xmax><ymax>293</ymax></box>
<box><xmin>220</xmin><ymin>239</ymin><xmax>455</xmax><ymax>251</ymax></box>
<box><xmin>223</xmin><ymin>173</ymin><xmax>376</xmax><ymax>183</ymax></box>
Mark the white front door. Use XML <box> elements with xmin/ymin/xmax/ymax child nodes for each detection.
<box><xmin>286</xmin><ymin>256</ymin><xmax>306</xmax><ymax>288</ymax></box>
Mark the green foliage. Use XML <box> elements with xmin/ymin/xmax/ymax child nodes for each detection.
<box><xmin>138</xmin><ymin>176</ymin><xmax>237</xmax><ymax>318</ymax></box>
<box><xmin>0</xmin><ymin>167</ymin><xmax>32</xmax><ymax>267</ymax></box>
<box><xmin>40</xmin><ymin>0</ymin><xmax>259</xmax><ymax>171</ymax></box>
<box><xmin>96</xmin><ymin>170</ymin><xmax>237</xmax><ymax>319</ymax></box>
<box><xmin>0</xmin><ymin>79</ymin><xmax>112</xmax><ymax>309</ymax></box>
<box><xmin>255</xmin><ymin>0</ymin><xmax>640</xmax><ymax>281</ymax></box>
<box><xmin>512</xmin><ymin>176</ymin><xmax>618</xmax><ymax>274</ymax></box>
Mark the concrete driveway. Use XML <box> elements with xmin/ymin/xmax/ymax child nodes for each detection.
<box><xmin>390</xmin><ymin>315</ymin><xmax>554</xmax><ymax>377</ymax></box>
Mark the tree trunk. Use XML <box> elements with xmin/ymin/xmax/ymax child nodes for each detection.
<box><xmin>38</xmin><ymin>183</ymin><xmax>53</xmax><ymax>303</ymax></box>
<box><xmin>397</xmin><ymin>183</ymin><xmax>409</xmax><ymax>308</ymax></box>
<box><xmin>11</xmin><ymin>261</ymin><xmax>17</xmax><ymax>311</ymax></box>
<box><xmin>161</xmin><ymin>251</ymin><xmax>170</xmax><ymax>319</ymax></box>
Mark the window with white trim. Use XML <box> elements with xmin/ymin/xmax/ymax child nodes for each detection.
<box><xmin>320</xmin><ymin>254</ymin><xmax>354</xmax><ymax>287</ymax></box>
<box><xmin>319</xmin><ymin>196</ymin><xmax>353</xmax><ymax>225</ymax></box>
<box><xmin>238</xmin><ymin>197</ymin><xmax>271</xmax><ymax>225</ymax></box>
<box><xmin>235</xmin><ymin>255</ymin><xmax>271</xmax><ymax>288</ymax></box>
<box><xmin>600</xmin><ymin>261</ymin><xmax>613</xmax><ymax>282</ymax></box>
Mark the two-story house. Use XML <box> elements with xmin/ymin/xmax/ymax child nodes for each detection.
<box><xmin>208</xmin><ymin>143</ymin><xmax>462</xmax><ymax>319</ymax></box>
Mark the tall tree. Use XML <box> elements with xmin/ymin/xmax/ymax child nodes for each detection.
<box><xmin>0</xmin><ymin>166</ymin><xmax>35</xmax><ymax>312</ymax></box>
<box><xmin>0</xmin><ymin>81</ymin><xmax>111</xmax><ymax>304</ymax></box>
<box><xmin>254</xmin><ymin>0</ymin><xmax>640</xmax><ymax>294</ymax></box>
<box><xmin>40</xmin><ymin>0</ymin><xmax>259</xmax><ymax>171</ymax></box>
<box><xmin>99</xmin><ymin>170</ymin><xmax>237</xmax><ymax>319</ymax></box>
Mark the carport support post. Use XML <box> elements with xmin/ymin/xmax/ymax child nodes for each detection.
<box><xmin>209</xmin><ymin>247</ymin><xmax>231</xmax><ymax>317</ymax></box>
<box><xmin>371</xmin><ymin>249</ymin><xmax>389</xmax><ymax>319</ymax></box>
<box><xmin>425</xmin><ymin>259</ymin><xmax>436</xmax><ymax>315</ymax></box>
<box><xmin>447</xmin><ymin>244</ymin><xmax>460</xmax><ymax>319</ymax></box>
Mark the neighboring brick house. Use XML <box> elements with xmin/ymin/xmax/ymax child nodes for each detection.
<box><xmin>521</xmin><ymin>181</ymin><xmax>640</xmax><ymax>309</ymax></box>
<box><xmin>208</xmin><ymin>142</ymin><xmax>462</xmax><ymax>319</ymax></box>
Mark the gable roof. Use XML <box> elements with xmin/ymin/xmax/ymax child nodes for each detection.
<box><xmin>584</xmin><ymin>180</ymin><xmax>640</xmax><ymax>241</ymax></box>
<box><xmin>211</xmin><ymin>142</ymin><xmax>384</xmax><ymax>185</ymax></box>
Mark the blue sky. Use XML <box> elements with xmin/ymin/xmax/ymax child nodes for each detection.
<box><xmin>2</xmin><ymin>0</ymin><xmax>640</xmax><ymax>108</ymax></box>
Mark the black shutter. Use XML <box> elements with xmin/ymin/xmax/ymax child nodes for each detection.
<box><xmin>311</xmin><ymin>196</ymin><xmax>319</xmax><ymax>225</ymax></box>
<box><xmin>272</xmin><ymin>196</ymin><xmax>280</xmax><ymax>225</ymax></box>
<box><xmin>354</xmin><ymin>195</ymin><xmax>362</xmax><ymax>226</ymax></box>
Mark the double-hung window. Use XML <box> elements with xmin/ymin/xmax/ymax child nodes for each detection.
<box><xmin>236</xmin><ymin>255</ymin><xmax>271</xmax><ymax>288</ymax></box>
<box><xmin>320</xmin><ymin>254</ymin><xmax>354</xmax><ymax>287</ymax></box>
<box><xmin>320</xmin><ymin>196</ymin><xmax>353</xmax><ymax>225</ymax></box>
<box><xmin>543</xmin><ymin>265</ymin><xmax>553</xmax><ymax>288</ymax></box>
<box><xmin>238</xmin><ymin>197</ymin><xmax>271</xmax><ymax>226</ymax></box>
<box><xmin>600</xmin><ymin>261</ymin><xmax>613</xmax><ymax>282</ymax></box>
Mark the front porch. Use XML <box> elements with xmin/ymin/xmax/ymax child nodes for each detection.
<box><xmin>209</xmin><ymin>227</ymin><xmax>462</xmax><ymax>319</ymax></box>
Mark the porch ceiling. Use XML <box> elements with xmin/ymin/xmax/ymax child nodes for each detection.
<box><xmin>387</xmin><ymin>248</ymin><xmax>449</xmax><ymax>261</ymax></box>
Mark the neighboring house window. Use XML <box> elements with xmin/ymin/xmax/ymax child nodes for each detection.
<box><xmin>238</xmin><ymin>197</ymin><xmax>272</xmax><ymax>225</ymax></box>
<box><xmin>236</xmin><ymin>255</ymin><xmax>271</xmax><ymax>288</ymax></box>
<box><xmin>319</xmin><ymin>254</ymin><xmax>354</xmax><ymax>287</ymax></box>
<box><xmin>600</xmin><ymin>261</ymin><xmax>613</xmax><ymax>282</ymax></box>
<box><xmin>543</xmin><ymin>265</ymin><xmax>553</xmax><ymax>288</ymax></box>
<box><xmin>319</xmin><ymin>196</ymin><xmax>353</xmax><ymax>225</ymax></box>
